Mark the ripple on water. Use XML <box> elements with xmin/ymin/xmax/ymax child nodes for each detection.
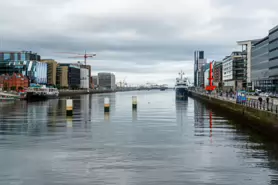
<box><xmin>0</xmin><ymin>91</ymin><xmax>277</xmax><ymax>185</ymax></box>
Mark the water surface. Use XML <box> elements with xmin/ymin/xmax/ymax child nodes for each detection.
<box><xmin>0</xmin><ymin>90</ymin><xmax>278</xmax><ymax>184</ymax></box>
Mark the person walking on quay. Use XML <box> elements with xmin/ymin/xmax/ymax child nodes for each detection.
<box><xmin>258</xmin><ymin>96</ymin><xmax>263</xmax><ymax>109</ymax></box>
<box><xmin>266</xmin><ymin>96</ymin><xmax>270</xmax><ymax>111</ymax></box>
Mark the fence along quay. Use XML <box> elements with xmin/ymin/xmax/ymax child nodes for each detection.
<box><xmin>188</xmin><ymin>90</ymin><xmax>278</xmax><ymax>142</ymax></box>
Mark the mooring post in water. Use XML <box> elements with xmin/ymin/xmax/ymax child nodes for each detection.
<box><xmin>104</xmin><ymin>97</ymin><xmax>110</xmax><ymax>112</ymax></box>
<box><xmin>66</xmin><ymin>99</ymin><xmax>73</xmax><ymax>116</ymax></box>
<box><xmin>132</xmin><ymin>96</ymin><xmax>137</xmax><ymax>109</ymax></box>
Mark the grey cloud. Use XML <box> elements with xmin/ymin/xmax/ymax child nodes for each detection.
<box><xmin>1</xmin><ymin>0</ymin><xmax>278</xmax><ymax>84</ymax></box>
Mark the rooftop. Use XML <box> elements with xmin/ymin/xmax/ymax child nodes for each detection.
<box><xmin>237</xmin><ymin>39</ymin><xmax>261</xmax><ymax>45</ymax></box>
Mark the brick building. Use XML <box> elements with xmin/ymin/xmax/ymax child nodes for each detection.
<box><xmin>213</xmin><ymin>62</ymin><xmax>223</xmax><ymax>88</ymax></box>
<box><xmin>0</xmin><ymin>73</ymin><xmax>29</xmax><ymax>91</ymax></box>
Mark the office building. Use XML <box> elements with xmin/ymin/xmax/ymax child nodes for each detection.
<box><xmin>41</xmin><ymin>59</ymin><xmax>58</xmax><ymax>86</ymax></box>
<box><xmin>56</xmin><ymin>65</ymin><xmax>68</xmax><ymax>88</ymax></box>
<box><xmin>204</xmin><ymin>68</ymin><xmax>210</xmax><ymax>87</ymax></box>
<box><xmin>198</xmin><ymin>62</ymin><xmax>209</xmax><ymax>88</ymax></box>
<box><xmin>80</xmin><ymin>65</ymin><xmax>92</xmax><ymax>88</ymax></box>
<box><xmin>222</xmin><ymin>51</ymin><xmax>246</xmax><ymax>91</ymax></box>
<box><xmin>80</xmin><ymin>68</ymin><xmax>89</xmax><ymax>89</ymax></box>
<box><xmin>268</xmin><ymin>25</ymin><xmax>278</xmax><ymax>92</ymax></box>
<box><xmin>0</xmin><ymin>51</ymin><xmax>47</xmax><ymax>84</ymax></box>
<box><xmin>98</xmin><ymin>72</ymin><xmax>116</xmax><ymax>90</ymax></box>
<box><xmin>213</xmin><ymin>62</ymin><xmax>223</xmax><ymax>88</ymax></box>
<box><xmin>194</xmin><ymin>51</ymin><xmax>205</xmax><ymax>87</ymax></box>
<box><xmin>92</xmin><ymin>75</ymin><xmax>98</xmax><ymax>89</ymax></box>
<box><xmin>59</xmin><ymin>64</ymin><xmax>80</xmax><ymax>89</ymax></box>
<box><xmin>248</xmin><ymin>24</ymin><xmax>278</xmax><ymax>92</ymax></box>
<box><xmin>251</xmin><ymin>36</ymin><xmax>269</xmax><ymax>91</ymax></box>
<box><xmin>237</xmin><ymin>39</ymin><xmax>260</xmax><ymax>89</ymax></box>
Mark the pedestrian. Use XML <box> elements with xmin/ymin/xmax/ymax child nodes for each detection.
<box><xmin>266</xmin><ymin>96</ymin><xmax>270</xmax><ymax>111</ymax></box>
<box><xmin>258</xmin><ymin>97</ymin><xmax>262</xmax><ymax>108</ymax></box>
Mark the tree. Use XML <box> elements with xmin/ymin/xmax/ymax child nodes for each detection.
<box><xmin>18</xmin><ymin>86</ymin><xmax>24</xmax><ymax>91</ymax></box>
<box><xmin>3</xmin><ymin>83</ymin><xmax>8</xmax><ymax>91</ymax></box>
<box><xmin>10</xmin><ymin>86</ymin><xmax>16</xmax><ymax>91</ymax></box>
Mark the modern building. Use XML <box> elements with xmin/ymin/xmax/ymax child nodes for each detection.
<box><xmin>222</xmin><ymin>51</ymin><xmax>246</xmax><ymax>91</ymax></box>
<box><xmin>213</xmin><ymin>61</ymin><xmax>223</xmax><ymax>88</ymax></box>
<box><xmin>59</xmin><ymin>64</ymin><xmax>80</xmax><ymax>89</ymax></box>
<box><xmin>248</xmin><ymin>24</ymin><xmax>278</xmax><ymax>92</ymax></box>
<box><xmin>251</xmin><ymin>36</ymin><xmax>269</xmax><ymax>91</ymax></box>
<box><xmin>98</xmin><ymin>72</ymin><xmax>116</xmax><ymax>90</ymax></box>
<box><xmin>0</xmin><ymin>51</ymin><xmax>47</xmax><ymax>84</ymax></box>
<box><xmin>80</xmin><ymin>68</ymin><xmax>89</xmax><ymax>89</ymax></box>
<box><xmin>0</xmin><ymin>73</ymin><xmax>29</xmax><ymax>91</ymax></box>
<box><xmin>237</xmin><ymin>39</ymin><xmax>261</xmax><ymax>89</ymax></box>
<box><xmin>56</xmin><ymin>65</ymin><xmax>68</xmax><ymax>88</ymax></box>
<box><xmin>92</xmin><ymin>75</ymin><xmax>98</xmax><ymax>89</ymax></box>
<box><xmin>41</xmin><ymin>59</ymin><xmax>58</xmax><ymax>86</ymax></box>
<box><xmin>80</xmin><ymin>65</ymin><xmax>92</xmax><ymax>88</ymax></box>
<box><xmin>194</xmin><ymin>51</ymin><xmax>205</xmax><ymax>87</ymax></box>
<box><xmin>204</xmin><ymin>68</ymin><xmax>210</xmax><ymax>87</ymax></box>
<box><xmin>268</xmin><ymin>25</ymin><xmax>278</xmax><ymax>92</ymax></box>
<box><xmin>198</xmin><ymin>62</ymin><xmax>209</xmax><ymax>88</ymax></box>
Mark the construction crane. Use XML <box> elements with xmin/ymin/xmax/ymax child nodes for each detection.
<box><xmin>56</xmin><ymin>50</ymin><xmax>96</xmax><ymax>67</ymax></box>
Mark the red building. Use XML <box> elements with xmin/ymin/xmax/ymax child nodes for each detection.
<box><xmin>0</xmin><ymin>73</ymin><xmax>29</xmax><ymax>91</ymax></box>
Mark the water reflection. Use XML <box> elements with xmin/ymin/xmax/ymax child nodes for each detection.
<box><xmin>104</xmin><ymin>112</ymin><xmax>110</xmax><ymax>122</ymax></box>
<box><xmin>132</xmin><ymin>109</ymin><xmax>137</xmax><ymax>121</ymax></box>
<box><xmin>1</xmin><ymin>92</ymin><xmax>278</xmax><ymax>184</ymax></box>
<box><xmin>175</xmin><ymin>99</ymin><xmax>188</xmax><ymax>129</ymax></box>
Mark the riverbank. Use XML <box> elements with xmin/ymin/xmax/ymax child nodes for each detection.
<box><xmin>189</xmin><ymin>90</ymin><xmax>278</xmax><ymax>141</ymax></box>
<box><xmin>58</xmin><ymin>89</ymin><xmax>115</xmax><ymax>96</ymax></box>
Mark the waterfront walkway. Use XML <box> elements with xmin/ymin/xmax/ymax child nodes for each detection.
<box><xmin>191</xmin><ymin>91</ymin><xmax>278</xmax><ymax>115</ymax></box>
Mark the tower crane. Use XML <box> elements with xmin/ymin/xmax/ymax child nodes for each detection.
<box><xmin>56</xmin><ymin>50</ymin><xmax>96</xmax><ymax>67</ymax></box>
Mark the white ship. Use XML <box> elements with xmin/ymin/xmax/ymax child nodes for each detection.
<box><xmin>175</xmin><ymin>71</ymin><xmax>189</xmax><ymax>99</ymax></box>
<box><xmin>26</xmin><ymin>84</ymin><xmax>59</xmax><ymax>101</ymax></box>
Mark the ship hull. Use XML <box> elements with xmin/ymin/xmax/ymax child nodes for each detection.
<box><xmin>175</xmin><ymin>87</ymin><xmax>188</xmax><ymax>99</ymax></box>
<box><xmin>26</xmin><ymin>92</ymin><xmax>59</xmax><ymax>101</ymax></box>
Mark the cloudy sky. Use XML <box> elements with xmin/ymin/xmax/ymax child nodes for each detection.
<box><xmin>1</xmin><ymin>0</ymin><xmax>278</xmax><ymax>86</ymax></box>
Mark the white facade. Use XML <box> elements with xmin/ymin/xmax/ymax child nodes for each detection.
<box><xmin>111</xmin><ymin>73</ymin><xmax>116</xmax><ymax>90</ymax></box>
<box><xmin>204</xmin><ymin>68</ymin><xmax>210</xmax><ymax>86</ymax></box>
<box><xmin>237</xmin><ymin>39</ymin><xmax>260</xmax><ymax>86</ymax></box>
<box><xmin>222</xmin><ymin>56</ymin><xmax>233</xmax><ymax>81</ymax></box>
<box><xmin>80</xmin><ymin>68</ymin><xmax>89</xmax><ymax>89</ymax></box>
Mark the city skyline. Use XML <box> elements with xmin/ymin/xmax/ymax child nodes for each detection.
<box><xmin>1</xmin><ymin>0</ymin><xmax>278</xmax><ymax>86</ymax></box>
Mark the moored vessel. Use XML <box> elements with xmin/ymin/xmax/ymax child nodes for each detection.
<box><xmin>175</xmin><ymin>71</ymin><xmax>189</xmax><ymax>99</ymax></box>
<box><xmin>26</xmin><ymin>84</ymin><xmax>59</xmax><ymax>101</ymax></box>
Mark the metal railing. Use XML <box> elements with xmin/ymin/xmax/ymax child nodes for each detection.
<box><xmin>190</xmin><ymin>90</ymin><xmax>278</xmax><ymax>115</ymax></box>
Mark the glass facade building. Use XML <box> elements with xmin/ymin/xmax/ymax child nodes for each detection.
<box><xmin>251</xmin><ymin>36</ymin><xmax>271</xmax><ymax>91</ymax></box>
<box><xmin>250</xmin><ymin>25</ymin><xmax>278</xmax><ymax>92</ymax></box>
<box><xmin>98</xmin><ymin>72</ymin><xmax>116</xmax><ymax>90</ymax></box>
<box><xmin>268</xmin><ymin>25</ymin><xmax>278</xmax><ymax>92</ymax></box>
<box><xmin>194</xmin><ymin>51</ymin><xmax>205</xmax><ymax>87</ymax></box>
<box><xmin>0</xmin><ymin>51</ymin><xmax>47</xmax><ymax>84</ymax></box>
<box><xmin>59</xmin><ymin>64</ymin><xmax>80</xmax><ymax>88</ymax></box>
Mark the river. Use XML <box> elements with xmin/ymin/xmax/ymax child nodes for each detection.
<box><xmin>0</xmin><ymin>90</ymin><xmax>278</xmax><ymax>185</ymax></box>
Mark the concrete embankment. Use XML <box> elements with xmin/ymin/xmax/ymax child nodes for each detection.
<box><xmin>189</xmin><ymin>90</ymin><xmax>278</xmax><ymax>141</ymax></box>
<box><xmin>59</xmin><ymin>89</ymin><xmax>115</xmax><ymax>96</ymax></box>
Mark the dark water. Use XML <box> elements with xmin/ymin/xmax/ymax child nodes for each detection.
<box><xmin>0</xmin><ymin>90</ymin><xmax>278</xmax><ymax>185</ymax></box>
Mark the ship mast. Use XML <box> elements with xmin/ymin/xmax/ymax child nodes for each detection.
<box><xmin>178</xmin><ymin>70</ymin><xmax>185</xmax><ymax>79</ymax></box>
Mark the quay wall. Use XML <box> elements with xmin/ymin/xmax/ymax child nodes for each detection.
<box><xmin>59</xmin><ymin>89</ymin><xmax>115</xmax><ymax>96</ymax></box>
<box><xmin>189</xmin><ymin>91</ymin><xmax>278</xmax><ymax>141</ymax></box>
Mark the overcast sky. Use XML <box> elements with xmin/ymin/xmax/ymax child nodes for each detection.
<box><xmin>1</xmin><ymin>0</ymin><xmax>278</xmax><ymax>86</ymax></box>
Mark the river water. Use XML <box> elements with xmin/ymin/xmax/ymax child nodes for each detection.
<box><xmin>0</xmin><ymin>90</ymin><xmax>278</xmax><ymax>185</ymax></box>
